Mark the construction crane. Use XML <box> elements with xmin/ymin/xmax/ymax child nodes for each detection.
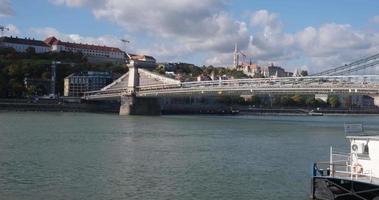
<box><xmin>0</xmin><ymin>25</ymin><xmax>9</xmax><ymax>37</ymax></box>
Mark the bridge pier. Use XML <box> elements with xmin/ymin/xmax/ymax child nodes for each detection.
<box><xmin>368</xmin><ymin>95</ymin><xmax>379</xmax><ymax>107</ymax></box>
<box><xmin>119</xmin><ymin>60</ymin><xmax>161</xmax><ymax>115</ymax></box>
<box><xmin>315</xmin><ymin>94</ymin><xmax>328</xmax><ymax>102</ymax></box>
<box><xmin>119</xmin><ymin>95</ymin><xmax>161</xmax><ymax>115</ymax></box>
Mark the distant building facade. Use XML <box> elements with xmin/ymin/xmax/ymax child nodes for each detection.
<box><xmin>237</xmin><ymin>63</ymin><xmax>262</xmax><ymax>77</ymax></box>
<box><xmin>64</xmin><ymin>71</ymin><xmax>112</xmax><ymax>97</ymax></box>
<box><xmin>0</xmin><ymin>36</ymin><xmax>50</xmax><ymax>53</ymax></box>
<box><xmin>128</xmin><ymin>54</ymin><xmax>156</xmax><ymax>63</ymax></box>
<box><xmin>44</xmin><ymin>37</ymin><xmax>126</xmax><ymax>64</ymax></box>
<box><xmin>263</xmin><ymin>64</ymin><xmax>287</xmax><ymax>77</ymax></box>
<box><xmin>127</xmin><ymin>54</ymin><xmax>157</xmax><ymax>69</ymax></box>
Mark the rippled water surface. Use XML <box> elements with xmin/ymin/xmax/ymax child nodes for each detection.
<box><xmin>1</xmin><ymin>112</ymin><xmax>379</xmax><ymax>200</ymax></box>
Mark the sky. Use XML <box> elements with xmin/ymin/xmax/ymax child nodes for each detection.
<box><xmin>1</xmin><ymin>0</ymin><xmax>379</xmax><ymax>73</ymax></box>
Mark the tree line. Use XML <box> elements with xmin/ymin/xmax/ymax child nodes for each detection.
<box><xmin>0</xmin><ymin>47</ymin><xmax>128</xmax><ymax>98</ymax></box>
<box><xmin>215</xmin><ymin>94</ymin><xmax>342</xmax><ymax>108</ymax></box>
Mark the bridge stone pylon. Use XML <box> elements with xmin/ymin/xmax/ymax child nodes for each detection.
<box><xmin>126</xmin><ymin>61</ymin><xmax>139</xmax><ymax>95</ymax></box>
<box><xmin>119</xmin><ymin>61</ymin><xmax>161</xmax><ymax>115</ymax></box>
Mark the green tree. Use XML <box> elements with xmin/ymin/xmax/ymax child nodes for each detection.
<box><xmin>26</xmin><ymin>85</ymin><xmax>38</xmax><ymax>97</ymax></box>
<box><xmin>291</xmin><ymin>94</ymin><xmax>305</xmax><ymax>106</ymax></box>
<box><xmin>306</xmin><ymin>97</ymin><xmax>316</xmax><ymax>106</ymax></box>
<box><xmin>328</xmin><ymin>96</ymin><xmax>340</xmax><ymax>108</ymax></box>
<box><xmin>280</xmin><ymin>95</ymin><xmax>294</xmax><ymax>106</ymax></box>
<box><xmin>8</xmin><ymin>79</ymin><xmax>24</xmax><ymax>97</ymax></box>
<box><xmin>0</xmin><ymin>72</ymin><xmax>8</xmax><ymax>97</ymax></box>
<box><xmin>154</xmin><ymin>65</ymin><xmax>166</xmax><ymax>75</ymax></box>
<box><xmin>250</xmin><ymin>95</ymin><xmax>261</xmax><ymax>106</ymax></box>
<box><xmin>26</xmin><ymin>47</ymin><xmax>36</xmax><ymax>57</ymax></box>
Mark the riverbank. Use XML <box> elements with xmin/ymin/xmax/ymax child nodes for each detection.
<box><xmin>0</xmin><ymin>100</ymin><xmax>118</xmax><ymax>113</ymax></box>
<box><xmin>1</xmin><ymin>99</ymin><xmax>379</xmax><ymax>115</ymax></box>
<box><xmin>238</xmin><ymin>107</ymin><xmax>379</xmax><ymax>116</ymax></box>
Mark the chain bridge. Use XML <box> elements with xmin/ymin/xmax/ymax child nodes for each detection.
<box><xmin>84</xmin><ymin>54</ymin><xmax>379</xmax><ymax>115</ymax></box>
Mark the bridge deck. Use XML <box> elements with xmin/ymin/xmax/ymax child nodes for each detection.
<box><xmin>84</xmin><ymin>75</ymin><xmax>379</xmax><ymax>100</ymax></box>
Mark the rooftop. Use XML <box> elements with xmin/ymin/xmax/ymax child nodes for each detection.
<box><xmin>0</xmin><ymin>36</ymin><xmax>50</xmax><ymax>47</ymax></box>
<box><xmin>346</xmin><ymin>135</ymin><xmax>379</xmax><ymax>140</ymax></box>
<box><xmin>44</xmin><ymin>36</ymin><xmax>124</xmax><ymax>53</ymax></box>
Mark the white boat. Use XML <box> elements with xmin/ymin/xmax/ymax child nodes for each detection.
<box><xmin>308</xmin><ymin>110</ymin><xmax>324</xmax><ymax>116</ymax></box>
<box><xmin>311</xmin><ymin>124</ymin><xmax>379</xmax><ymax>200</ymax></box>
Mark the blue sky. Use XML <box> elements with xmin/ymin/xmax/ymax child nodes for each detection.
<box><xmin>233</xmin><ymin>0</ymin><xmax>379</xmax><ymax>30</ymax></box>
<box><xmin>1</xmin><ymin>0</ymin><xmax>379</xmax><ymax>72</ymax></box>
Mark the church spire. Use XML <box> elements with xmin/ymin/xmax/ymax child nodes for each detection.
<box><xmin>233</xmin><ymin>43</ymin><xmax>239</xmax><ymax>68</ymax></box>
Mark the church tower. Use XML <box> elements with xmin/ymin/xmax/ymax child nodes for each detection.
<box><xmin>233</xmin><ymin>43</ymin><xmax>239</xmax><ymax>68</ymax></box>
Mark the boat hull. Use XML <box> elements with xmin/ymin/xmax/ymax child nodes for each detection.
<box><xmin>311</xmin><ymin>177</ymin><xmax>379</xmax><ymax>200</ymax></box>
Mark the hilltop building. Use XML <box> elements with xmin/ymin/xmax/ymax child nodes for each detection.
<box><xmin>0</xmin><ymin>35</ymin><xmax>158</xmax><ymax>66</ymax></box>
<box><xmin>44</xmin><ymin>37</ymin><xmax>126</xmax><ymax>64</ymax></box>
<box><xmin>128</xmin><ymin>54</ymin><xmax>156</xmax><ymax>63</ymax></box>
<box><xmin>127</xmin><ymin>54</ymin><xmax>157</xmax><ymax>69</ymax></box>
<box><xmin>0</xmin><ymin>36</ymin><xmax>50</xmax><ymax>53</ymax></box>
<box><xmin>233</xmin><ymin>43</ymin><xmax>240</xmax><ymax>68</ymax></box>
<box><xmin>64</xmin><ymin>71</ymin><xmax>112</xmax><ymax>97</ymax></box>
<box><xmin>237</xmin><ymin>63</ymin><xmax>262</xmax><ymax>77</ymax></box>
<box><xmin>262</xmin><ymin>64</ymin><xmax>286</xmax><ymax>77</ymax></box>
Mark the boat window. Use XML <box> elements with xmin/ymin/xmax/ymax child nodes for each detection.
<box><xmin>357</xmin><ymin>144</ymin><xmax>370</xmax><ymax>160</ymax></box>
<box><xmin>364</xmin><ymin>144</ymin><xmax>369</xmax><ymax>154</ymax></box>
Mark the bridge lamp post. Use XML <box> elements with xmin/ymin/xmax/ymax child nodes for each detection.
<box><xmin>121</xmin><ymin>39</ymin><xmax>130</xmax><ymax>62</ymax></box>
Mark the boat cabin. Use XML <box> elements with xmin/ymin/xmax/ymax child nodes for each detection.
<box><xmin>347</xmin><ymin>135</ymin><xmax>379</xmax><ymax>179</ymax></box>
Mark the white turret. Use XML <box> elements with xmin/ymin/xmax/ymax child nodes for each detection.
<box><xmin>233</xmin><ymin>43</ymin><xmax>239</xmax><ymax>68</ymax></box>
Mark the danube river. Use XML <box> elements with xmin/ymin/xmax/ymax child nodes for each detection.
<box><xmin>1</xmin><ymin>112</ymin><xmax>378</xmax><ymax>199</ymax></box>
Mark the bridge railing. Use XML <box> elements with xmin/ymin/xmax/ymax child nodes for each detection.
<box><xmin>137</xmin><ymin>75</ymin><xmax>379</xmax><ymax>91</ymax></box>
<box><xmin>84</xmin><ymin>75</ymin><xmax>379</xmax><ymax>99</ymax></box>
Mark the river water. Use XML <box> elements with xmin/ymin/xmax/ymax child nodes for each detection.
<box><xmin>0</xmin><ymin>112</ymin><xmax>378</xmax><ymax>200</ymax></box>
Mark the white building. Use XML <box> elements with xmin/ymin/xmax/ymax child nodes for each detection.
<box><xmin>237</xmin><ymin>63</ymin><xmax>262</xmax><ymax>77</ymax></box>
<box><xmin>0</xmin><ymin>36</ymin><xmax>50</xmax><ymax>53</ymax></box>
<box><xmin>128</xmin><ymin>54</ymin><xmax>156</xmax><ymax>63</ymax></box>
<box><xmin>44</xmin><ymin>37</ymin><xmax>126</xmax><ymax>64</ymax></box>
<box><xmin>64</xmin><ymin>71</ymin><xmax>113</xmax><ymax>97</ymax></box>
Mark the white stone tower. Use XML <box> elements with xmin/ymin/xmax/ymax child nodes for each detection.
<box><xmin>233</xmin><ymin>43</ymin><xmax>239</xmax><ymax>68</ymax></box>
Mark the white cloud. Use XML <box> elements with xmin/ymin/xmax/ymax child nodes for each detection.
<box><xmin>47</xmin><ymin>2</ymin><xmax>379</xmax><ymax>72</ymax></box>
<box><xmin>3</xmin><ymin>24</ymin><xmax>20</xmax><ymax>36</ymax></box>
<box><xmin>294</xmin><ymin>23</ymin><xmax>378</xmax><ymax>71</ymax></box>
<box><xmin>30</xmin><ymin>27</ymin><xmax>136</xmax><ymax>52</ymax></box>
<box><xmin>248</xmin><ymin>10</ymin><xmax>296</xmax><ymax>63</ymax></box>
<box><xmin>299</xmin><ymin>24</ymin><xmax>369</xmax><ymax>56</ymax></box>
<box><xmin>205</xmin><ymin>52</ymin><xmax>233</xmax><ymax>66</ymax></box>
<box><xmin>49</xmin><ymin>0</ymin><xmax>100</xmax><ymax>7</ymax></box>
<box><xmin>246</xmin><ymin>10</ymin><xmax>379</xmax><ymax>72</ymax></box>
<box><xmin>372</xmin><ymin>16</ymin><xmax>379</xmax><ymax>24</ymax></box>
<box><xmin>0</xmin><ymin>0</ymin><xmax>14</xmax><ymax>18</ymax></box>
<box><xmin>49</xmin><ymin>0</ymin><xmax>249</xmax><ymax>63</ymax></box>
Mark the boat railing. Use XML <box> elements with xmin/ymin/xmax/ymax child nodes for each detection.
<box><xmin>313</xmin><ymin>146</ymin><xmax>374</xmax><ymax>183</ymax></box>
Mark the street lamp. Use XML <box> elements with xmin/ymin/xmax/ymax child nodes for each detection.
<box><xmin>120</xmin><ymin>39</ymin><xmax>131</xmax><ymax>62</ymax></box>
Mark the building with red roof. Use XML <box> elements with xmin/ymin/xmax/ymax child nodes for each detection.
<box><xmin>0</xmin><ymin>36</ymin><xmax>51</xmax><ymax>53</ymax></box>
<box><xmin>44</xmin><ymin>36</ymin><xmax>126</xmax><ymax>64</ymax></box>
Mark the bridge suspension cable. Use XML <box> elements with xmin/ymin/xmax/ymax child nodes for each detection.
<box><xmin>312</xmin><ymin>53</ymin><xmax>379</xmax><ymax>76</ymax></box>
